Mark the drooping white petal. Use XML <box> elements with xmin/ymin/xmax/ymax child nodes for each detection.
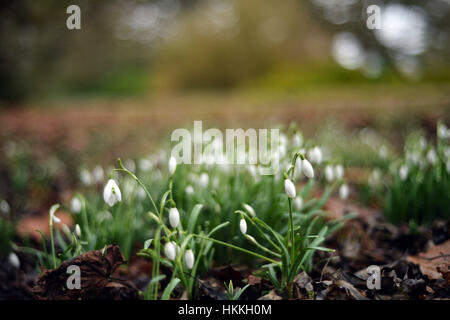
<box><xmin>75</xmin><ymin>224</ymin><xmax>81</xmax><ymax>237</ymax></box>
<box><xmin>199</xmin><ymin>173</ymin><xmax>209</xmax><ymax>188</ymax></box>
<box><xmin>302</xmin><ymin>159</ymin><xmax>314</xmax><ymax>178</ymax></box>
<box><xmin>71</xmin><ymin>197</ymin><xmax>82</xmax><ymax>213</ymax></box>
<box><xmin>334</xmin><ymin>164</ymin><xmax>344</xmax><ymax>180</ymax></box>
<box><xmin>164</xmin><ymin>242</ymin><xmax>177</xmax><ymax>261</ymax></box>
<box><xmin>399</xmin><ymin>165</ymin><xmax>409</xmax><ymax>181</ymax></box>
<box><xmin>103</xmin><ymin>179</ymin><xmax>122</xmax><ymax>207</ymax></box>
<box><xmin>325</xmin><ymin>165</ymin><xmax>334</xmax><ymax>182</ymax></box>
<box><xmin>339</xmin><ymin>184</ymin><xmax>350</xmax><ymax>200</ymax></box>
<box><xmin>239</xmin><ymin>218</ymin><xmax>247</xmax><ymax>234</ymax></box>
<box><xmin>169</xmin><ymin>207</ymin><xmax>180</xmax><ymax>228</ymax></box>
<box><xmin>8</xmin><ymin>252</ymin><xmax>20</xmax><ymax>269</ymax></box>
<box><xmin>294</xmin><ymin>196</ymin><xmax>303</xmax><ymax>211</ymax></box>
<box><xmin>284</xmin><ymin>179</ymin><xmax>296</xmax><ymax>198</ymax></box>
<box><xmin>184</xmin><ymin>249</ymin><xmax>195</xmax><ymax>269</ymax></box>
<box><xmin>168</xmin><ymin>156</ymin><xmax>177</xmax><ymax>175</ymax></box>
<box><xmin>243</xmin><ymin>203</ymin><xmax>256</xmax><ymax>217</ymax></box>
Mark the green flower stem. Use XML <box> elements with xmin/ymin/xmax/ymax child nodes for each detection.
<box><xmin>288</xmin><ymin>197</ymin><xmax>294</xmax><ymax>260</ymax></box>
<box><xmin>49</xmin><ymin>222</ymin><xmax>56</xmax><ymax>269</ymax></box>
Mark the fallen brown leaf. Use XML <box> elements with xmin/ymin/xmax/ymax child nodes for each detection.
<box><xmin>407</xmin><ymin>240</ymin><xmax>450</xmax><ymax>280</ymax></box>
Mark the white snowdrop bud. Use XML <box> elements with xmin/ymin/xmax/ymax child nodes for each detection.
<box><xmin>437</xmin><ymin>123</ymin><xmax>449</xmax><ymax>139</ymax></box>
<box><xmin>284</xmin><ymin>179</ymin><xmax>296</xmax><ymax>198</ymax></box>
<box><xmin>139</xmin><ymin>158</ymin><xmax>153</xmax><ymax>172</ymax></box>
<box><xmin>92</xmin><ymin>165</ymin><xmax>104</xmax><ymax>184</ymax></box>
<box><xmin>379</xmin><ymin>145</ymin><xmax>388</xmax><ymax>159</ymax></box>
<box><xmin>168</xmin><ymin>156</ymin><xmax>177</xmax><ymax>175</ymax></box>
<box><xmin>294</xmin><ymin>197</ymin><xmax>303</xmax><ymax>211</ymax></box>
<box><xmin>169</xmin><ymin>207</ymin><xmax>180</xmax><ymax>228</ymax></box>
<box><xmin>8</xmin><ymin>252</ymin><xmax>20</xmax><ymax>269</ymax></box>
<box><xmin>75</xmin><ymin>224</ymin><xmax>81</xmax><ymax>237</ymax></box>
<box><xmin>0</xmin><ymin>200</ymin><xmax>10</xmax><ymax>214</ymax></box>
<box><xmin>240</xmin><ymin>218</ymin><xmax>247</xmax><ymax>235</ymax></box>
<box><xmin>339</xmin><ymin>184</ymin><xmax>350</xmax><ymax>200</ymax></box>
<box><xmin>103</xmin><ymin>179</ymin><xmax>122</xmax><ymax>207</ymax></box>
<box><xmin>52</xmin><ymin>215</ymin><xmax>61</xmax><ymax>224</ymax></box>
<box><xmin>185</xmin><ymin>185</ymin><xmax>194</xmax><ymax>195</ymax></box>
<box><xmin>308</xmin><ymin>147</ymin><xmax>323</xmax><ymax>164</ymax></box>
<box><xmin>324</xmin><ymin>165</ymin><xmax>334</xmax><ymax>182</ymax></box>
<box><xmin>426</xmin><ymin>149</ymin><xmax>437</xmax><ymax>165</ymax></box>
<box><xmin>164</xmin><ymin>242</ymin><xmax>177</xmax><ymax>261</ymax></box>
<box><xmin>137</xmin><ymin>187</ymin><xmax>146</xmax><ymax>200</ymax></box>
<box><xmin>184</xmin><ymin>249</ymin><xmax>195</xmax><ymax>269</ymax></box>
<box><xmin>243</xmin><ymin>203</ymin><xmax>256</xmax><ymax>217</ymax></box>
<box><xmin>79</xmin><ymin>169</ymin><xmax>92</xmax><ymax>186</ymax></box>
<box><xmin>399</xmin><ymin>165</ymin><xmax>409</xmax><ymax>181</ymax></box>
<box><xmin>292</xmin><ymin>133</ymin><xmax>303</xmax><ymax>147</ymax></box>
<box><xmin>334</xmin><ymin>165</ymin><xmax>344</xmax><ymax>180</ymax></box>
<box><xmin>71</xmin><ymin>197</ymin><xmax>82</xmax><ymax>213</ymax></box>
<box><xmin>302</xmin><ymin>159</ymin><xmax>314</xmax><ymax>178</ymax></box>
<box><xmin>199</xmin><ymin>173</ymin><xmax>209</xmax><ymax>188</ymax></box>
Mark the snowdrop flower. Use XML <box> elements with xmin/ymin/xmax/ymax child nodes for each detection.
<box><xmin>334</xmin><ymin>164</ymin><xmax>344</xmax><ymax>180</ymax></box>
<box><xmin>199</xmin><ymin>173</ymin><xmax>209</xmax><ymax>188</ymax></box>
<box><xmin>137</xmin><ymin>187</ymin><xmax>146</xmax><ymax>200</ymax></box>
<box><xmin>284</xmin><ymin>179</ymin><xmax>296</xmax><ymax>198</ymax></box>
<box><xmin>168</xmin><ymin>156</ymin><xmax>177</xmax><ymax>175</ymax></box>
<box><xmin>75</xmin><ymin>224</ymin><xmax>81</xmax><ymax>237</ymax></box>
<box><xmin>71</xmin><ymin>197</ymin><xmax>82</xmax><ymax>213</ymax></box>
<box><xmin>79</xmin><ymin>168</ymin><xmax>92</xmax><ymax>186</ymax></box>
<box><xmin>243</xmin><ymin>203</ymin><xmax>256</xmax><ymax>217</ymax></box>
<box><xmin>103</xmin><ymin>179</ymin><xmax>122</xmax><ymax>207</ymax></box>
<box><xmin>292</xmin><ymin>133</ymin><xmax>303</xmax><ymax>147</ymax></box>
<box><xmin>446</xmin><ymin>160</ymin><xmax>450</xmax><ymax>174</ymax></box>
<box><xmin>240</xmin><ymin>218</ymin><xmax>247</xmax><ymax>234</ymax></box>
<box><xmin>426</xmin><ymin>148</ymin><xmax>437</xmax><ymax>165</ymax></box>
<box><xmin>185</xmin><ymin>185</ymin><xmax>194</xmax><ymax>195</ymax></box>
<box><xmin>368</xmin><ymin>169</ymin><xmax>381</xmax><ymax>186</ymax></box>
<box><xmin>308</xmin><ymin>147</ymin><xmax>323</xmax><ymax>164</ymax></box>
<box><xmin>437</xmin><ymin>123</ymin><xmax>449</xmax><ymax>139</ymax></box>
<box><xmin>169</xmin><ymin>207</ymin><xmax>180</xmax><ymax>228</ymax></box>
<box><xmin>294</xmin><ymin>196</ymin><xmax>303</xmax><ymax>211</ymax></box>
<box><xmin>184</xmin><ymin>249</ymin><xmax>195</xmax><ymax>269</ymax></box>
<box><xmin>138</xmin><ymin>158</ymin><xmax>153</xmax><ymax>172</ymax></box>
<box><xmin>52</xmin><ymin>215</ymin><xmax>61</xmax><ymax>224</ymax></box>
<box><xmin>339</xmin><ymin>184</ymin><xmax>349</xmax><ymax>200</ymax></box>
<box><xmin>302</xmin><ymin>159</ymin><xmax>314</xmax><ymax>178</ymax></box>
<box><xmin>399</xmin><ymin>165</ymin><xmax>409</xmax><ymax>181</ymax></box>
<box><xmin>92</xmin><ymin>165</ymin><xmax>104</xmax><ymax>184</ymax></box>
<box><xmin>164</xmin><ymin>242</ymin><xmax>177</xmax><ymax>261</ymax></box>
<box><xmin>407</xmin><ymin>152</ymin><xmax>420</xmax><ymax>165</ymax></box>
<box><xmin>8</xmin><ymin>252</ymin><xmax>20</xmax><ymax>269</ymax></box>
<box><xmin>0</xmin><ymin>200</ymin><xmax>10</xmax><ymax>214</ymax></box>
<box><xmin>379</xmin><ymin>145</ymin><xmax>388</xmax><ymax>159</ymax></box>
<box><xmin>324</xmin><ymin>165</ymin><xmax>334</xmax><ymax>182</ymax></box>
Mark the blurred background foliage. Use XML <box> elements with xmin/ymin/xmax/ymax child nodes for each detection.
<box><xmin>0</xmin><ymin>0</ymin><xmax>449</xmax><ymax>104</ymax></box>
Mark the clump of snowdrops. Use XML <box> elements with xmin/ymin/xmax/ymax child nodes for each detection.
<box><xmin>369</xmin><ymin>121</ymin><xmax>450</xmax><ymax>225</ymax></box>
<box><xmin>30</xmin><ymin>124</ymin><xmax>351</xmax><ymax>299</ymax></box>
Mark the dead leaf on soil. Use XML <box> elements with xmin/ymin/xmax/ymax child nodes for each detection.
<box><xmin>407</xmin><ymin>240</ymin><xmax>450</xmax><ymax>280</ymax></box>
<box><xmin>32</xmin><ymin>244</ymin><xmax>138</xmax><ymax>300</ymax></box>
<box><xmin>258</xmin><ymin>290</ymin><xmax>282</xmax><ymax>300</ymax></box>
